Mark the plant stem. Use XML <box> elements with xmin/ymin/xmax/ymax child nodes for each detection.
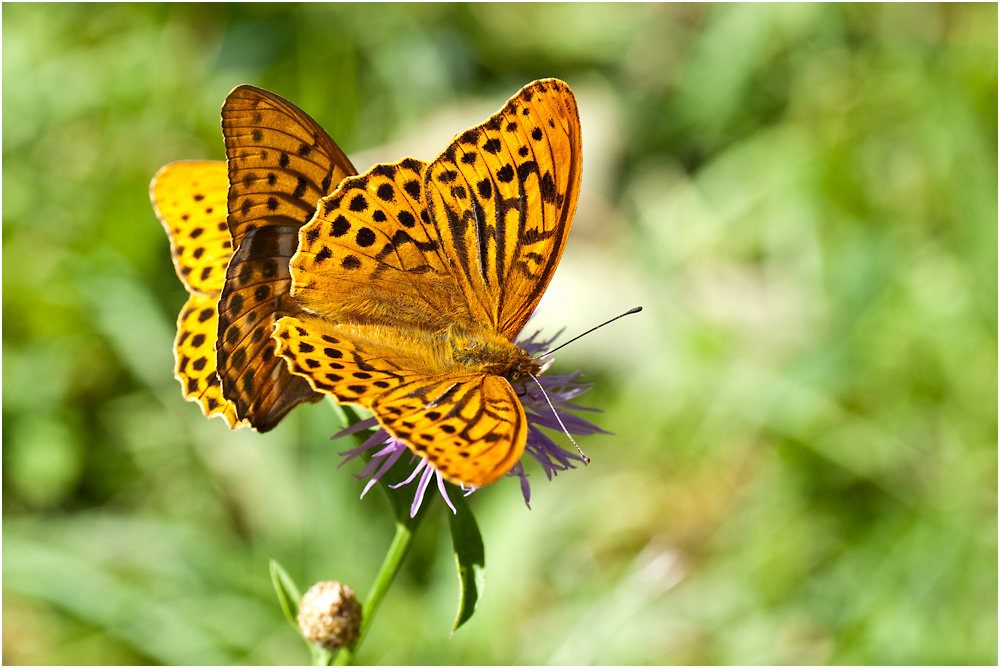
<box><xmin>333</xmin><ymin>519</ymin><xmax>418</xmax><ymax>665</ymax></box>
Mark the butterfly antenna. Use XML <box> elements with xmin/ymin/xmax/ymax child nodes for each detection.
<box><xmin>536</xmin><ymin>306</ymin><xmax>643</xmax><ymax>359</ymax></box>
<box><xmin>529</xmin><ymin>374</ymin><xmax>590</xmax><ymax>465</ymax></box>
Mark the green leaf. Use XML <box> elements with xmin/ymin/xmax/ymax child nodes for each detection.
<box><xmin>447</xmin><ymin>491</ymin><xmax>485</xmax><ymax>633</ymax></box>
<box><xmin>331</xmin><ymin>402</ymin><xmax>364</xmax><ymax>433</ymax></box>
<box><xmin>269</xmin><ymin>559</ymin><xmax>337</xmax><ymax>665</ymax></box>
<box><xmin>269</xmin><ymin>558</ymin><xmax>302</xmax><ymax>628</ymax></box>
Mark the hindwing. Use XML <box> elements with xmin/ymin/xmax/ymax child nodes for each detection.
<box><xmin>174</xmin><ymin>293</ymin><xmax>242</xmax><ymax>427</ymax></box>
<box><xmin>372</xmin><ymin>374</ymin><xmax>527</xmax><ymax>486</ymax></box>
<box><xmin>151</xmin><ymin>161</ymin><xmax>232</xmax><ymax>295</ymax></box>
<box><xmin>150</xmin><ymin>161</ymin><xmax>243</xmax><ymax>426</ymax></box>
<box><xmin>273</xmin><ymin>315</ymin><xmax>526</xmax><ymax>487</ymax></box>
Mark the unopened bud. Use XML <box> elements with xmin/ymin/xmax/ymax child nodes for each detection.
<box><xmin>297</xmin><ymin>581</ymin><xmax>362</xmax><ymax>651</ymax></box>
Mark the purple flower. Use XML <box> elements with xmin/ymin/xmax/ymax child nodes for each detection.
<box><xmin>334</xmin><ymin>329</ymin><xmax>607</xmax><ymax>517</ymax></box>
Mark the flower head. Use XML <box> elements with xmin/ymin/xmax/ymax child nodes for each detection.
<box><xmin>335</xmin><ymin>329</ymin><xmax>607</xmax><ymax>517</ymax></box>
<box><xmin>297</xmin><ymin>581</ymin><xmax>362</xmax><ymax>651</ymax></box>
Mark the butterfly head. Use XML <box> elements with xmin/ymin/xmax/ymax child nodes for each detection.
<box><xmin>502</xmin><ymin>348</ymin><xmax>543</xmax><ymax>385</ymax></box>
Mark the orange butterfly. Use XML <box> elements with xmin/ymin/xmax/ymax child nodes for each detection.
<box><xmin>272</xmin><ymin>78</ymin><xmax>582</xmax><ymax>487</ymax></box>
<box><xmin>151</xmin><ymin>85</ymin><xmax>355</xmax><ymax>431</ymax></box>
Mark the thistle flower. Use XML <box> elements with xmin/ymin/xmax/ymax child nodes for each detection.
<box><xmin>336</xmin><ymin>329</ymin><xmax>607</xmax><ymax>517</ymax></box>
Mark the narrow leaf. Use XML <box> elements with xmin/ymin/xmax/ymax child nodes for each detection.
<box><xmin>269</xmin><ymin>558</ymin><xmax>302</xmax><ymax>628</ymax></box>
<box><xmin>447</xmin><ymin>491</ymin><xmax>485</xmax><ymax>633</ymax></box>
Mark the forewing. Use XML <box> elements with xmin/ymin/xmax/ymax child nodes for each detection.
<box><xmin>373</xmin><ymin>375</ymin><xmax>528</xmax><ymax>487</ymax></box>
<box><xmin>217</xmin><ymin>85</ymin><xmax>358</xmax><ymax>430</ymax></box>
<box><xmin>150</xmin><ymin>161</ymin><xmax>232</xmax><ymax>295</ymax></box>
<box><xmin>222</xmin><ymin>84</ymin><xmax>357</xmax><ymax>248</ymax></box>
<box><xmin>291</xmin><ymin>158</ymin><xmax>468</xmax><ymax>328</ymax></box>
<box><xmin>423</xmin><ymin>78</ymin><xmax>582</xmax><ymax>339</ymax></box>
<box><xmin>174</xmin><ymin>293</ymin><xmax>243</xmax><ymax>428</ymax></box>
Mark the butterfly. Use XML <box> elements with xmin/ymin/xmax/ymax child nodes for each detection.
<box><xmin>271</xmin><ymin>78</ymin><xmax>582</xmax><ymax>487</ymax></box>
<box><xmin>151</xmin><ymin>85</ymin><xmax>356</xmax><ymax>431</ymax></box>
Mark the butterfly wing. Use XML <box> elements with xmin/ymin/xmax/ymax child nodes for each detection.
<box><xmin>222</xmin><ymin>84</ymin><xmax>357</xmax><ymax>248</ymax></box>
<box><xmin>423</xmin><ymin>78</ymin><xmax>582</xmax><ymax>339</ymax></box>
<box><xmin>216</xmin><ymin>225</ymin><xmax>322</xmax><ymax>430</ymax></box>
<box><xmin>151</xmin><ymin>160</ymin><xmax>233</xmax><ymax>295</ymax></box>
<box><xmin>372</xmin><ymin>374</ymin><xmax>527</xmax><ymax>486</ymax></box>
<box><xmin>290</xmin><ymin>157</ymin><xmax>467</xmax><ymax>327</ymax></box>
<box><xmin>216</xmin><ymin>85</ymin><xmax>358</xmax><ymax>431</ymax></box>
<box><xmin>150</xmin><ymin>161</ymin><xmax>242</xmax><ymax>427</ymax></box>
<box><xmin>280</xmin><ymin>81</ymin><xmax>582</xmax><ymax>485</ymax></box>
<box><xmin>272</xmin><ymin>316</ymin><xmax>425</xmax><ymax>408</ymax></box>
<box><xmin>175</xmin><ymin>294</ymin><xmax>242</xmax><ymax>427</ymax></box>
<box><xmin>273</xmin><ymin>316</ymin><xmax>526</xmax><ymax>487</ymax></box>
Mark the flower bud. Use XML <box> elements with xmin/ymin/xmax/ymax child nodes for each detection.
<box><xmin>297</xmin><ymin>581</ymin><xmax>362</xmax><ymax>651</ymax></box>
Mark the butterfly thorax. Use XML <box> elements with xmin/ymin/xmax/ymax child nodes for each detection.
<box><xmin>445</xmin><ymin>325</ymin><xmax>541</xmax><ymax>382</ymax></box>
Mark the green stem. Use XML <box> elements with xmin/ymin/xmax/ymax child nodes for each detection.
<box><xmin>324</xmin><ymin>403</ymin><xmax>433</xmax><ymax>665</ymax></box>
<box><xmin>333</xmin><ymin>518</ymin><xmax>419</xmax><ymax>665</ymax></box>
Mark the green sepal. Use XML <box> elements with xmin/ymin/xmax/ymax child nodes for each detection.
<box><xmin>447</xmin><ymin>490</ymin><xmax>485</xmax><ymax>634</ymax></box>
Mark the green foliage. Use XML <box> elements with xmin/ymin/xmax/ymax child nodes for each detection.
<box><xmin>269</xmin><ymin>558</ymin><xmax>302</xmax><ymax>629</ymax></box>
<box><xmin>3</xmin><ymin>3</ymin><xmax>996</xmax><ymax>665</ymax></box>
<box><xmin>448</xmin><ymin>491</ymin><xmax>486</xmax><ymax>634</ymax></box>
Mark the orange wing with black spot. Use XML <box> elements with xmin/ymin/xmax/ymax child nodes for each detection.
<box><xmin>424</xmin><ymin>78</ymin><xmax>582</xmax><ymax>339</ymax></box>
<box><xmin>289</xmin><ymin>157</ymin><xmax>464</xmax><ymax>327</ymax></box>
<box><xmin>372</xmin><ymin>374</ymin><xmax>527</xmax><ymax>486</ymax></box>
<box><xmin>272</xmin><ymin>316</ymin><xmax>527</xmax><ymax>486</ymax></box>
<box><xmin>150</xmin><ymin>160</ymin><xmax>242</xmax><ymax>427</ymax></box>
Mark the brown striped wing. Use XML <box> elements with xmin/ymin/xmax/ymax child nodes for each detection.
<box><xmin>217</xmin><ymin>225</ymin><xmax>322</xmax><ymax>430</ymax></box>
<box><xmin>216</xmin><ymin>84</ymin><xmax>357</xmax><ymax>431</ymax></box>
<box><xmin>150</xmin><ymin>161</ymin><xmax>243</xmax><ymax>426</ymax></box>
<box><xmin>423</xmin><ymin>78</ymin><xmax>582</xmax><ymax>339</ymax></box>
<box><xmin>222</xmin><ymin>84</ymin><xmax>357</xmax><ymax>248</ymax></box>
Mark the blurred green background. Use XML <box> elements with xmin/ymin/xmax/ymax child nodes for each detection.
<box><xmin>3</xmin><ymin>3</ymin><xmax>997</xmax><ymax>664</ymax></box>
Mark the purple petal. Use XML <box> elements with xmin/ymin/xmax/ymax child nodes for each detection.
<box><xmin>332</xmin><ymin>417</ymin><xmax>380</xmax><ymax>440</ymax></box>
<box><xmin>358</xmin><ymin>444</ymin><xmax>407</xmax><ymax>489</ymax></box>
<box><xmin>339</xmin><ymin>429</ymin><xmax>392</xmax><ymax>465</ymax></box>
<box><xmin>391</xmin><ymin>457</ymin><xmax>427</xmax><ymax>489</ymax></box>
<box><xmin>506</xmin><ymin>461</ymin><xmax>532</xmax><ymax>509</ymax></box>
<box><xmin>409</xmin><ymin>463</ymin><xmax>436</xmax><ymax>517</ymax></box>
<box><xmin>436</xmin><ymin>471</ymin><xmax>457</xmax><ymax>514</ymax></box>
